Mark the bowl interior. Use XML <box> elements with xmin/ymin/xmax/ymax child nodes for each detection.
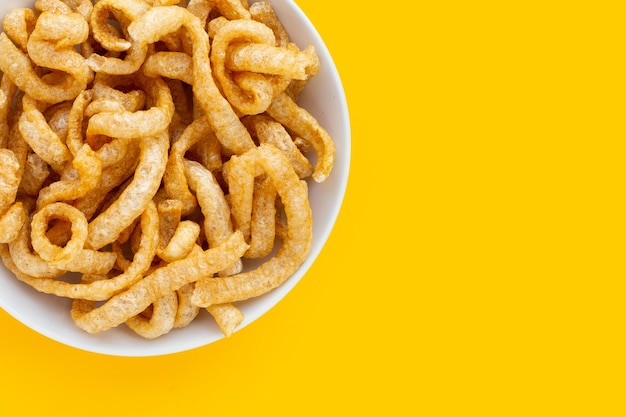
<box><xmin>0</xmin><ymin>0</ymin><xmax>350</xmax><ymax>356</ymax></box>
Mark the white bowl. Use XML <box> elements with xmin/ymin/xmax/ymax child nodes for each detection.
<box><xmin>0</xmin><ymin>0</ymin><xmax>350</xmax><ymax>356</ymax></box>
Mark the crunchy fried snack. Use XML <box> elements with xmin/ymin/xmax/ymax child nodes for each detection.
<box><xmin>15</xmin><ymin>201</ymin><xmax>158</xmax><ymax>300</ymax></box>
<box><xmin>174</xmin><ymin>282</ymin><xmax>200</xmax><ymax>328</ymax></box>
<box><xmin>185</xmin><ymin>159</ymin><xmax>243</xmax><ymax>276</ymax></box>
<box><xmin>243</xmin><ymin>114</ymin><xmax>313</xmax><ymax>179</ymax></box>
<box><xmin>86</xmin><ymin>131</ymin><xmax>169</xmax><ymax>250</ymax></box>
<box><xmin>207</xmin><ymin>303</ymin><xmax>245</xmax><ymax>337</ymax></box>
<box><xmin>72</xmin><ymin>230</ymin><xmax>248</xmax><ymax>334</ymax></box>
<box><xmin>0</xmin><ymin>149</ymin><xmax>21</xmax><ymax>216</ymax></box>
<box><xmin>210</xmin><ymin>19</ymin><xmax>276</xmax><ymax>115</ymax></box>
<box><xmin>158</xmin><ymin>220</ymin><xmax>200</xmax><ymax>263</ymax></box>
<box><xmin>267</xmin><ymin>92</ymin><xmax>336</xmax><ymax>183</ymax></box>
<box><xmin>27</xmin><ymin>11</ymin><xmax>92</xmax><ymax>86</ymax></box>
<box><xmin>0</xmin><ymin>202</ymin><xmax>27</xmax><ymax>244</ymax></box>
<box><xmin>19</xmin><ymin>95</ymin><xmax>73</xmax><ymax>173</ymax></box>
<box><xmin>192</xmin><ymin>144</ymin><xmax>312</xmax><ymax>306</ymax></box>
<box><xmin>86</xmin><ymin>0</ymin><xmax>150</xmax><ymax>74</ymax></box>
<box><xmin>246</xmin><ymin>174</ymin><xmax>277</xmax><ymax>259</ymax></box>
<box><xmin>163</xmin><ymin>115</ymin><xmax>211</xmax><ymax>215</ymax></box>
<box><xmin>30</xmin><ymin>202</ymin><xmax>88</xmax><ymax>264</ymax></box>
<box><xmin>35</xmin><ymin>144</ymin><xmax>102</xmax><ymax>209</ymax></box>
<box><xmin>0</xmin><ymin>75</ymin><xmax>18</xmax><ymax>148</ymax></box>
<box><xmin>127</xmin><ymin>5</ymin><xmax>256</xmax><ymax>154</ymax></box>
<box><xmin>126</xmin><ymin>291</ymin><xmax>178</xmax><ymax>339</ymax></box>
<box><xmin>2</xmin><ymin>7</ymin><xmax>37</xmax><ymax>52</ymax></box>
<box><xmin>86</xmin><ymin>74</ymin><xmax>175</xmax><ymax>140</ymax></box>
<box><xmin>0</xmin><ymin>33</ymin><xmax>84</xmax><ymax>103</ymax></box>
<box><xmin>0</xmin><ymin>0</ymin><xmax>337</xmax><ymax>340</ymax></box>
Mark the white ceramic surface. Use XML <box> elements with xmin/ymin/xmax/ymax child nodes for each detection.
<box><xmin>0</xmin><ymin>0</ymin><xmax>350</xmax><ymax>356</ymax></box>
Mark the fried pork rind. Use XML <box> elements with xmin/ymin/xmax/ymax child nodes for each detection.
<box><xmin>0</xmin><ymin>202</ymin><xmax>27</xmax><ymax>244</ymax></box>
<box><xmin>192</xmin><ymin>143</ymin><xmax>312</xmax><ymax>306</ymax></box>
<box><xmin>72</xmin><ymin>230</ymin><xmax>248</xmax><ymax>334</ymax></box>
<box><xmin>156</xmin><ymin>199</ymin><xmax>183</xmax><ymax>249</ymax></box>
<box><xmin>27</xmin><ymin>11</ymin><xmax>92</xmax><ymax>86</ymax></box>
<box><xmin>0</xmin><ymin>149</ymin><xmax>21</xmax><ymax>216</ymax></box>
<box><xmin>19</xmin><ymin>95</ymin><xmax>73</xmax><ymax>173</ymax></box>
<box><xmin>66</xmin><ymin>90</ymin><xmax>93</xmax><ymax>157</ymax></box>
<box><xmin>210</xmin><ymin>19</ymin><xmax>277</xmax><ymax>115</ymax></box>
<box><xmin>0</xmin><ymin>33</ymin><xmax>85</xmax><ymax>104</ymax></box>
<box><xmin>0</xmin><ymin>148</ymin><xmax>27</xmax><ymax>244</ymax></box>
<box><xmin>127</xmin><ymin>5</ymin><xmax>255</xmax><ymax>154</ymax></box>
<box><xmin>2</xmin><ymin>7</ymin><xmax>37</xmax><ymax>52</ymax></box>
<box><xmin>73</xmin><ymin>138</ymin><xmax>141</xmax><ymax>221</ymax></box>
<box><xmin>8</xmin><ymin>214</ymin><xmax>64</xmax><ymax>278</ymax></box>
<box><xmin>158</xmin><ymin>220</ymin><xmax>200</xmax><ymax>263</ymax></box>
<box><xmin>267</xmin><ymin>92</ymin><xmax>336</xmax><ymax>183</ymax></box>
<box><xmin>90</xmin><ymin>73</ymin><xmax>147</xmax><ymax>114</ymax></box>
<box><xmin>0</xmin><ymin>76</ymin><xmax>18</xmax><ymax>148</ymax></box>
<box><xmin>90</xmin><ymin>0</ymin><xmax>148</xmax><ymax>52</ymax></box>
<box><xmin>211</xmin><ymin>0</ymin><xmax>251</xmax><ymax>20</ymax></box>
<box><xmin>246</xmin><ymin>174</ymin><xmax>277</xmax><ymax>259</ymax></box>
<box><xmin>86</xmin><ymin>0</ymin><xmax>150</xmax><ymax>75</ymax></box>
<box><xmin>35</xmin><ymin>144</ymin><xmax>102</xmax><ymax>209</ymax></box>
<box><xmin>87</xmin><ymin>131</ymin><xmax>169</xmax><ymax>250</ymax></box>
<box><xmin>163</xmin><ymin>115</ymin><xmax>212</xmax><ymax>216</ymax></box>
<box><xmin>184</xmin><ymin>159</ymin><xmax>242</xmax><ymax>276</ymax></box>
<box><xmin>125</xmin><ymin>290</ymin><xmax>178</xmax><ymax>339</ymax></box>
<box><xmin>142</xmin><ymin>51</ymin><xmax>194</xmax><ymax>85</ymax></box>
<box><xmin>174</xmin><ymin>282</ymin><xmax>200</xmax><ymax>328</ymax></box>
<box><xmin>0</xmin><ymin>3</ymin><xmax>90</xmax><ymax>105</ymax></box>
<box><xmin>30</xmin><ymin>202</ymin><xmax>88</xmax><ymax>265</ymax></box>
<box><xmin>14</xmin><ymin>201</ymin><xmax>159</xmax><ymax>300</ymax></box>
<box><xmin>225</xmin><ymin>42</ymin><xmax>319</xmax><ymax>81</ymax></box>
<box><xmin>0</xmin><ymin>0</ymin><xmax>338</xmax><ymax>340</ymax></box>
<box><xmin>243</xmin><ymin>114</ymin><xmax>313</xmax><ymax>179</ymax></box>
<box><xmin>249</xmin><ymin>0</ymin><xmax>289</xmax><ymax>46</ymax></box>
<box><xmin>86</xmin><ymin>74</ymin><xmax>175</xmax><ymax>140</ymax></box>
<box><xmin>20</xmin><ymin>152</ymin><xmax>51</xmax><ymax>196</ymax></box>
<box><xmin>207</xmin><ymin>303</ymin><xmax>244</xmax><ymax>337</ymax></box>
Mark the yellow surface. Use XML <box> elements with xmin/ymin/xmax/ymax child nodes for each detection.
<box><xmin>1</xmin><ymin>1</ymin><xmax>625</xmax><ymax>415</ymax></box>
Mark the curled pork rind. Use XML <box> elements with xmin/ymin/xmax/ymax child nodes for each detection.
<box><xmin>0</xmin><ymin>0</ymin><xmax>336</xmax><ymax>340</ymax></box>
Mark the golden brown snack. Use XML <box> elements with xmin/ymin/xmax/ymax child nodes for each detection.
<box><xmin>192</xmin><ymin>144</ymin><xmax>312</xmax><ymax>306</ymax></box>
<box><xmin>72</xmin><ymin>230</ymin><xmax>248</xmax><ymax>334</ymax></box>
<box><xmin>127</xmin><ymin>5</ymin><xmax>255</xmax><ymax>154</ymax></box>
<box><xmin>86</xmin><ymin>131</ymin><xmax>169</xmax><ymax>250</ymax></box>
<box><xmin>0</xmin><ymin>0</ymin><xmax>337</xmax><ymax>340</ymax></box>
<box><xmin>267</xmin><ymin>92</ymin><xmax>336</xmax><ymax>183</ymax></box>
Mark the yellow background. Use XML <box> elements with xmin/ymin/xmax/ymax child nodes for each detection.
<box><xmin>1</xmin><ymin>1</ymin><xmax>625</xmax><ymax>415</ymax></box>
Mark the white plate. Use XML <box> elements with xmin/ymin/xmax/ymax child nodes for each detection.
<box><xmin>0</xmin><ymin>0</ymin><xmax>350</xmax><ymax>356</ymax></box>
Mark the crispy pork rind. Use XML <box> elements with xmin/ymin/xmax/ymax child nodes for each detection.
<box><xmin>192</xmin><ymin>143</ymin><xmax>312</xmax><ymax>306</ymax></box>
<box><xmin>71</xmin><ymin>230</ymin><xmax>248</xmax><ymax>334</ymax></box>
<box><xmin>127</xmin><ymin>5</ymin><xmax>255</xmax><ymax>154</ymax></box>
<box><xmin>184</xmin><ymin>159</ymin><xmax>242</xmax><ymax>275</ymax></box>
<box><xmin>267</xmin><ymin>92</ymin><xmax>335</xmax><ymax>183</ymax></box>
<box><xmin>85</xmin><ymin>0</ymin><xmax>150</xmax><ymax>75</ymax></box>
<box><xmin>243</xmin><ymin>114</ymin><xmax>313</xmax><ymax>179</ymax></box>
<box><xmin>207</xmin><ymin>302</ymin><xmax>244</xmax><ymax>337</ymax></box>
<box><xmin>27</xmin><ymin>10</ymin><xmax>93</xmax><ymax>86</ymax></box>
<box><xmin>0</xmin><ymin>149</ymin><xmax>22</xmax><ymax>217</ymax></box>
<box><xmin>35</xmin><ymin>144</ymin><xmax>102</xmax><ymax>209</ymax></box>
<box><xmin>13</xmin><ymin>201</ymin><xmax>159</xmax><ymax>300</ymax></box>
<box><xmin>86</xmin><ymin>131</ymin><xmax>169</xmax><ymax>250</ymax></box>
<box><xmin>0</xmin><ymin>0</ymin><xmax>338</xmax><ymax>340</ymax></box>
<box><xmin>0</xmin><ymin>149</ymin><xmax>27</xmax><ymax>243</ymax></box>
<box><xmin>0</xmin><ymin>3</ymin><xmax>90</xmax><ymax>104</ymax></box>
<box><xmin>85</xmin><ymin>74</ymin><xmax>174</xmax><ymax>140</ymax></box>
<box><xmin>19</xmin><ymin>95</ymin><xmax>73</xmax><ymax>173</ymax></box>
<box><xmin>125</xmin><ymin>290</ymin><xmax>178</xmax><ymax>339</ymax></box>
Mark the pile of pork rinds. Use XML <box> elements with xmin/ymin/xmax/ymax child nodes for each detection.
<box><xmin>0</xmin><ymin>0</ymin><xmax>336</xmax><ymax>339</ymax></box>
